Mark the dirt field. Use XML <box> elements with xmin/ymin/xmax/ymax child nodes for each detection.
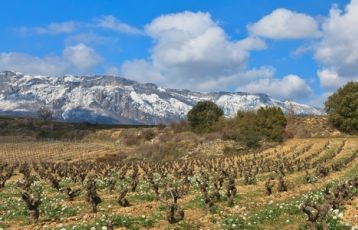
<box><xmin>0</xmin><ymin>136</ymin><xmax>357</xmax><ymax>229</ymax></box>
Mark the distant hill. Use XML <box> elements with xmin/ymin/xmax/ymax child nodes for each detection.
<box><xmin>0</xmin><ymin>71</ymin><xmax>323</xmax><ymax>124</ymax></box>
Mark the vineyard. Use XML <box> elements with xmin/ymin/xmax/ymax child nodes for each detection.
<box><xmin>0</xmin><ymin>137</ymin><xmax>357</xmax><ymax>229</ymax></box>
<box><xmin>0</xmin><ymin>140</ymin><xmax>119</xmax><ymax>162</ymax></box>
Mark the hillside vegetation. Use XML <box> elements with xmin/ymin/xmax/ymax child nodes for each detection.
<box><xmin>0</xmin><ymin>113</ymin><xmax>345</xmax><ymax>163</ymax></box>
<box><xmin>0</xmin><ymin>84</ymin><xmax>357</xmax><ymax>229</ymax></box>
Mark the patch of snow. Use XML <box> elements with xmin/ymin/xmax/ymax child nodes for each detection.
<box><xmin>158</xmin><ymin>87</ymin><xmax>166</xmax><ymax>92</ymax></box>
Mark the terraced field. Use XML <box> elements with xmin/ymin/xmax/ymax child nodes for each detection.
<box><xmin>0</xmin><ymin>137</ymin><xmax>357</xmax><ymax>229</ymax></box>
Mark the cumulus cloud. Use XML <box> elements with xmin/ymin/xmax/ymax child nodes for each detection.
<box><xmin>0</xmin><ymin>43</ymin><xmax>101</xmax><ymax>76</ymax></box>
<box><xmin>248</xmin><ymin>8</ymin><xmax>321</xmax><ymax>39</ymax></box>
<box><xmin>316</xmin><ymin>69</ymin><xmax>345</xmax><ymax>90</ymax></box>
<box><xmin>97</xmin><ymin>15</ymin><xmax>144</xmax><ymax>35</ymax></box>
<box><xmin>315</xmin><ymin>0</ymin><xmax>358</xmax><ymax>89</ymax></box>
<box><xmin>238</xmin><ymin>74</ymin><xmax>313</xmax><ymax>100</ymax></box>
<box><xmin>121</xmin><ymin>59</ymin><xmax>165</xmax><ymax>83</ymax></box>
<box><xmin>0</xmin><ymin>53</ymin><xmax>69</xmax><ymax>76</ymax></box>
<box><xmin>7</xmin><ymin>11</ymin><xmax>316</xmax><ymax>101</ymax></box>
<box><xmin>192</xmin><ymin>66</ymin><xmax>276</xmax><ymax>92</ymax></box>
<box><xmin>63</xmin><ymin>43</ymin><xmax>101</xmax><ymax>69</ymax></box>
<box><xmin>121</xmin><ymin>11</ymin><xmax>268</xmax><ymax>92</ymax></box>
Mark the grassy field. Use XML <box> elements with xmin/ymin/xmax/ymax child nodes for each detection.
<box><xmin>0</xmin><ymin>135</ymin><xmax>357</xmax><ymax>229</ymax></box>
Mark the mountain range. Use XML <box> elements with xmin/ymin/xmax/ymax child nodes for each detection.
<box><xmin>0</xmin><ymin>71</ymin><xmax>323</xmax><ymax>124</ymax></box>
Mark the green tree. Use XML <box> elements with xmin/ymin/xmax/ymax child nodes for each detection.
<box><xmin>187</xmin><ymin>101</ymin><xmax>224</xmax><ymax>133</ymax></box>
<box><xmin>256</xmin><ymin>107</ymin><xmax>287</xmax><ymax>142</ymax></box>
<box><xmin>325</xmin><ymin>81</ymin><xmax>358</xmax><ymax>134</ymax></box>
<box><xmin>236</xmin><ymin>111</ymin><xmax>262</xmax><ymax>148</ymax></box>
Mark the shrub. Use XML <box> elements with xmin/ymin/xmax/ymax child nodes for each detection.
<box><xmin>325</xmin><ymin>81</ymin><xmax>358</xmax><ymax>134</ymax></box>
<box><xmin>236</xmin><ymin>111</ymin><xmax>262</xmax><ymax>148</ymax></box>
<box><xmin>141</xmin><ymin>129</ymin><xmax>156</xmax><ymax>141</ymax></box>
<box><xmin>256</xmin><ymin>107</ymin><xmax>287</xmax><ymax>142</ymax></box>
<box><xmin>135</xmin><ymin>142</ymin><xmax>184</xmax><ymax>161</ymax></box>
<box><xmin>170</xmin><ymin>120</ymin><xmax>190</xmax><ymax>133</ymax></box>
<box><xmin>187</xmin><ymin>101</ymin><xmax>224</xmax><ymax>133</ymax></box>
<box><xmin>222</xmin><ymin>108</ymin><xmax>287</xmax><ymax>147</ymax></box>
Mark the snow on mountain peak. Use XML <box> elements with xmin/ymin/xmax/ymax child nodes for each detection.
<box><xmin>0</xmin><ymin>71</ymin><xmax>323</xmax><ymax>124</ymax></box>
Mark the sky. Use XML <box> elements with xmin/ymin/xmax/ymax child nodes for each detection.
<box><xmin>1</xmin><ymin>0</ymin><xmax>357</xmax><ymax>107</ymax></box>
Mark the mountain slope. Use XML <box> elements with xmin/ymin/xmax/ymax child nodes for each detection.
<box><xmin>0</xmin><ymin>71</ymin><xmax>323</xmax><ymax>124</ymax></box>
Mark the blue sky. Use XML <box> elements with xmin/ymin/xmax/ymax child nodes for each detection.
<box><xmin>1</xmin><ymin>0</ymin><xmax>357</xmax><ymax>107</ymax></box>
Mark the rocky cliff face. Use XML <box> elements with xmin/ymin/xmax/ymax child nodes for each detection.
<box><xmin>0</xmin><ymin>71</ymin><xmax>323</xmax><ymax>124</ymax></box>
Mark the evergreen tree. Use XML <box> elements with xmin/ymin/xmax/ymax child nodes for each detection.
<box><xmin>256</xmin><ymin>107</ymin><xmax>287</xmax><ymax>142</ymax></box>
<box><xmin>236</xmin><ymin>111</ymin><xmax>262</xmax><ymax>148</ymax></box>
<box><xmin>325</xmin><ymin>81</ymin><xmax>358</xmax><ymax>134</ymax></box>
<box><xmin>187</xmin><ymin>101</ymin><xmax>224</xmax><ymax>133</ymax></box>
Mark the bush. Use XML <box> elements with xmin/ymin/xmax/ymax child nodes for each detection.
<box><xmin>325</xmin><ymin>81</ymin><xmax>358</xmax><ymax>134</ymax></box>
<box><xmin>141</xmin><ymin>129</ymin><xmax>156</xmax><ymax>141</ymax></box>
<box><xmin>221</xmin><ymin>108</ymin><xmax>287</xmax><ymax>147</ymax></box>
<box><xmin>235</xmin><ymin>111</ymin><xmax>262</xmax><ymax>148</ymax></box>
<box><xmin>170</xmin><ymin>120</ymin><xmax>190</xmax><ymax>133</ymax></box>
<box><xmin>256</xmin><ymin>107</ymin><xmax>287</xmax><ymax>142</ymax></box>
<box><xmin>187</xmin><ymin>101</ymin><xmax>223</xmax><ymax>133</ymax></box>
<box><xmin>135</xmin><ymin>142</ymin><xmax>184</xmax><ymax>161</ymax></box>
<box><xmin>219</xmin><ymin>112</ymin><xmax>262</xmax><ymax>148</ymax></box>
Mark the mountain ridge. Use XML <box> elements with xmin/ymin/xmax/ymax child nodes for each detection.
<box><xmin>0</xmin><ymin>71</ymin><xmax>323</xmax><ymax>124</ymax></box>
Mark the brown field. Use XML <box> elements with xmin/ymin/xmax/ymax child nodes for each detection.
<box><xmin>0</xmin><ymin>139</ymin><xmax>119</xmax><ymax>162</ymax></box>
<box><xmin>0</xmin><ymin>133</ymin><xmax>357</xmax><ymax>230</ymax></box>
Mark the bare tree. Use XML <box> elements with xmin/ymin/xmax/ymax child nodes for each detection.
<box><xmin>286</xmin><ymin>99</ymin><xmax>295</xmax><ymax>119</ymax></box>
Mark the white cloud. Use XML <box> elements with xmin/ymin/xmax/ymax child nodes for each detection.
<box><xmin>315</xmin><ymin>0</ymin><xmax>358</xmax><ymax>88</ymax></box>
<box><xmin>317</xmin><ymin>69</ymin><xmax>344</xmax><ymax>90</ymax></box>
<box><xmin>121</xmin><ymin>59</ymin><xmax>165</xmax><ymax>83</ymax></box>
<box><xmin>63</xmin><ymin>43</ymin><xmax>101</xmax><ymax>69</ymax></box>
<box><xmin>317</xmin><ymin>68</ymin><xmax>357</xmax><ymax>90</ymax></box>
<box><xmin>0</xmin><ymin>43</ymin><xmax>101</xmax><ymax>76</ymax></box>
<box><xmin>7</xmin><ymin>11</ymin><xmax>317</xmax><ymax>102</ymax></box>
<box><xmin>188</xmin><ymin>66</ymin><xmax>276</xmax><ymax>92</ymax></box>
<box><xmin>16</xmin><ymin>16</ymin><xmax>142</xmax><ymax>36</ymax></box>
<box><xmin>98</xmin><ymin>15</ymin><xmax>144</xmax><ymax>35</ymax></box>
<box><xmin>0</xmin><ymin>53</ymin><xmax>69</xmax><ymax>76</ymax></box>
<box><xmin>17</xmin><ymin>21</ymin><xmax>77</xmax><ymax>35</ymax></box>
<box><xmin>121</xmin><ymin>11</ymin><xmax>267</xmax><ymax>91</ymax></box>
<box><xmin>238</xmin><ymin>74</ymin><xmax>313</xmax><ymax>100</ymax></box>
<box><xmin>248</xmin><ymin>8</ymin><xmax>321</xmax><ymax>39</ymax></box>
<box><xmin>65</xmin><ymin>33</ymin><xmax>118</xmax><ymax>45</ymax></box>
<box><xmin>291</xmin><ymin>44</ymin><xmax>314</xmax><ymax>57</ymax></box>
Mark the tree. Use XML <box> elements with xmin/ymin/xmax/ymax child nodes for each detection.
<box><xmin>187</xmin><ymin>101</ymin><xmax>224</xmax><ymax>133</ymax></box>
<box><xmin>256</xmin><ymin>107</ymin><xmax>287</xmax><ymax>142</ymax></box>
<box><xmin>236</xmin><ymin>111</ymin><xmax>262</xmax><ymax>148</ymax></box>
<box><xmin>37</xmin><ymin>107</ymin><xmax>54</xmax><ymax>121</ymax></box>
<box><xmin>286</xmin><ymin>99</ymin><xmax>295</xmax><ymax>120</ymax></box>
<box><xmin>325</xmin><ymin>81</ymin><xmax>358</xmax><ymax>134</ymax></box>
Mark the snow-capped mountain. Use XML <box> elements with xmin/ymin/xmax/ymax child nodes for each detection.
<box><xmin>0</xmin><ymin>71</ymin><xmax>323</xmax><ymax>124</ymax></box>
